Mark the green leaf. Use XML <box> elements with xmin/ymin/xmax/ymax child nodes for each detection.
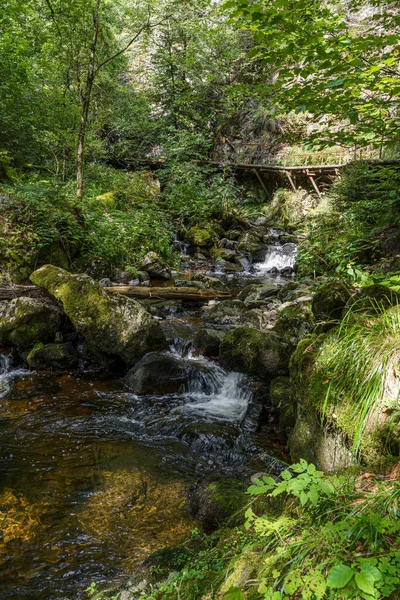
<box><xmin>355</xmin><ymin>570</ymin><xmax>376</xmax><ymax>595</ymax></box>
<box><xmin>360</xmin><ymin>566</ymin><xmax>382</xmax><ymax>582</ymax></box>
<box><xmin>223</xmin><ymin>586</ymin><xmax>246</xmax><ymax>600</ymax></box>
<box><xmin>300</xmin><ymin>490</ymin><xmax>308</xmax><ymax>506</ymax></box>
<box><xmin>327</xmin><ymin>565</ymin><xmax>355</xmax><ymax>589</ymax></box>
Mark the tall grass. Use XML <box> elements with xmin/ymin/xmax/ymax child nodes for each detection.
<box><xmin>318</xmin><ymin>302</ymin><xmax>400</xmax><ymax>454</ymax></box>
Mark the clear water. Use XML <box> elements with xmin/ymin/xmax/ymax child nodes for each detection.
<box><xmin>0</xmin><ymin>242</ymin><xmax>295</xmax><ymax>599</ymax></box>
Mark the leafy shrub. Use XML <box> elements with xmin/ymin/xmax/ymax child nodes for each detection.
<box><xmin>297</xmin><ymin>164</ymin><xmax>400</xmax><ymax>277</ymax></box>
<box><xmin>160</xmin><ymin>161</ymin><xmax>242</xmax><ymax>226</ymax></box>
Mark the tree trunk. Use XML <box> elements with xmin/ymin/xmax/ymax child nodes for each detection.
<box><xmin>76</xmin><ymin>0</ymin><xmax>101</xmax><ymax>200</ymax></box>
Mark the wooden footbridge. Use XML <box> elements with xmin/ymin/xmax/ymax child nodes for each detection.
<box><xmin>128</xmin><ymin>144</ymin><xmax>399</xmax><ymax>197</ymax></box>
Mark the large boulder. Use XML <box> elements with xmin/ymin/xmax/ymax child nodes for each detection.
<box><xmin>0</xmin><ymin>297</ymin><xmax>62</xmax><ymax>348</ymax></box>
<box><xmin>123</xmin><ymin>353</ymin><xmax>211</xmax><ymax>395</ymax></box>
<box><xmin>30</xmin><ymin>265</ymin><xmax>167</xmax><ymax>365</ymax></box>
<box><xmin>139</xmin><ymin>251</ymin><xmax>171</xmax><ymax>280</ymax></box>
<box><xmin>27</xmin><ymin>342</ymin><xmax>79</xmax><ymax>370</ymax></box>
<box><xmin>312</xmin><ymin>280</ymin><xmax>352</xmax><ymax>322</ymax></box>
<box><xmin>219</xmin><ymin>326</ymin><xmax>290</xmax><ymax>378</ymax></box>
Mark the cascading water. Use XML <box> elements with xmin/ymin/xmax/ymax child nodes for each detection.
<box><xmin>256</xmin><ymin>242</ymin><xmax>297</xmax><ymax>274</ymax></box>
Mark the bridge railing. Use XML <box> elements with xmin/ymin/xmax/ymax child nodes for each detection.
<box><xmin>217</xmin><ymin>142</ymin><xmax>380</xmax><ymax>167</ymax></box>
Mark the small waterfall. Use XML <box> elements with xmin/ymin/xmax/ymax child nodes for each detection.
<box><xmin>256</xmin><ymin>243</ymin><xmax>297</xmax><ymax>274</ymax></box>
<box><xmin>0</xmin><ymin>353</ymin><xmax>28</xmax><ymax>399</ymax></box>
<box><xmin>181</xmin><ymin>354</ymin><xmax>251</xmax><ymax>422</ymax></box>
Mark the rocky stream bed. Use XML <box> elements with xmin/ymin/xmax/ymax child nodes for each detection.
<box><xmin>0</xmin><ymin>229</ymin><xmax>345</xmax><ymax>599</ymax></box>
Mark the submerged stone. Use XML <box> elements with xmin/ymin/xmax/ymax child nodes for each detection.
<box><xmin>123</xmin><ymin>352</ymin><xmax>211</xmax><ymax>395</ymax></box>
<box><xmin>27</xmin><ymin>342</ymin><xmax>79</xmax><ymax>370</ymax></box>
<box><xmin>30</xmin><ymin>265</ymin><xmax>167</xmax><ymax>365</ymax></box>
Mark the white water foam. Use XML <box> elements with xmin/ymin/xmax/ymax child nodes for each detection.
<box><xmin>256</xmin><ymin>244</ymin><xmax>297</xmax><ymax>274</ymax></box>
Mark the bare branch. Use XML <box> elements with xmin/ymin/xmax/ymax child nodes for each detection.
<box><xmin>95</xmin><ymin>16</ymin><xmax>171</xmax><ymax>73</ymax></box>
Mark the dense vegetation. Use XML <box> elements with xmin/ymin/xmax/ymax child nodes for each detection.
<box><xmin>1</xmin><ymin>1</ymin><xmax>400</xmax><ymax>599</ymax></box>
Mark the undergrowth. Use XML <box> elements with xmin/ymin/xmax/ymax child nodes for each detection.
<box><xmin>296</xmin><ymin>164</ymin><xmax>400</xmax><ymax>278</ymax></box>
<box><xmin>124</xmin><ymin>461</ymin><xmax>400</xmax><ymax>600</ymax></box>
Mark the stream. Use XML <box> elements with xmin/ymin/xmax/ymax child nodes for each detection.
<box><xmin>0</xmin><ymin>243</ymin><xmax>296</xmax><ymax>600</ymax></box>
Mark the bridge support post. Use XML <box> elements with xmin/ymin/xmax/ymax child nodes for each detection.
<box><xmin>284</xmin><ymin>170</ymin><xmax>297</xmax><ymax>192</ymax></box>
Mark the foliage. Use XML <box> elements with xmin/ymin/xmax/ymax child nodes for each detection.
<box><xmin>247</xmin><ymin>459</ymin><xmax>334</xmax><ymax>508</ymax></box>
<box><xmin>224</xmin><ymin>0</ymin><xmax>400</xmax><ymax>150</ymax></box>
<box><xmin>246</xmin><ymin>461</ymin><xmax>400</xmax><ymax>600</ymax></box>
<box><xmin>0</xmin><ymin>167</ymin><xmax>176</xmax><ymax>282</ymax></box>
<box><xmin>160</xmin><ymin>161</ymin><xmax>242</xmax><ymax>226</ymax></box>
<box><xmin>297</xmin><ymin>164</ymin><xmax>400</xmax><ymax>277</ymax></box>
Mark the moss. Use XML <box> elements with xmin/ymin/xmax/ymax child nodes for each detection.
<box><xmin>270</xmin><ymin>376</ymin><xmax>296</xmax><ymax>433</ymax></box>
<box><xmin>0</xmin><ymin>297</ymin><xmax>62</xmax><ymax>348</ymax></box>
<box><xmin>27</xmin><ymin>342</ymin><xmax>78</xmax><ymax>370</ymax></box>
<box><xmin>186</xmin><ymin>224</ymin><xmax>219</xmax><ymax>248</ymax></box>
<box><xmin>312</xmin><ymin>280</ymin><xmax>352</xmax><ymax>322</ymax></box>
<box><xmin>30</xmin><ymin>265</ymin><xmax>167</xmax><ymax>364</ymax></box>
<box><xmin>194</xmin><ymin>479</ymin><xmax>248</xmax><ymax>527</ymax></box>
<box><xmin>220</xmin><ymin>326</ymin><xmax>289</xmax><ymax>378</ymax></box>
<box><xmin>95</xmin><ymin>191</ymin><xmax>116</xmax><ymax>208</ymax></box>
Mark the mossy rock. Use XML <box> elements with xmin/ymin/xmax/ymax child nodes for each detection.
<box><xmin>345</xmin><ymin>284</ymin><xmax>400</xmax><ymax>315</ymax></box>
<box><xmin>30</xmin><ymin>265</ymin><xmax>167</xmax><ymax>365</ymax></box>
<box><xmin>27</xmin><ymin>342</ymin><xmax>79</xmax><ymax>370</ymax></box>
<box><xmin>190</xmin><ymin>478</ymin><xmax>248</xmax><ymax>527</ymax></box>
<box><xmin>273</xmin><ymin>301</ymin><xmax>315</xmax><ymax>351</ymax></box>
<box><xmin>0</xmin><ymin>297</ymin><xmax>62</xmax><ymax>348</ymax></box>
<box><xmin>312</xmin><ymin>280</ymin><xmax>352</xmax><ymax>322</ymax></box>
<box><xmin>288</xmin><ymin>334</ymin><xmax>355</xmax><ymax>472</ymax></box>
<box><xmin>206</xmin><ymin>300</ymin><xmax>261</xmax><ymax>328</ymax></box>
<box><xmin>194</xmin><ymin>274</ymin><xmax>228</xmax><ymax>291</ymax></box>
<box><xmin>238</xmin><ymin>283</ymin><xmax>280</xmax><ymax>308</ymax></box>
<box><xmin>270</xmin><ymin>376</ymin><xmax>296</xmax><ymax>433</ymax></box>
<box><xmin>193</xmin><ymin>328</ymin><xmax>225</xmax><ymax>357</ymax></box>
<box><xmin>237</xmin><ymin>231</ymin><xmax>264</xmax><ymax>255</ymax></box>
<box><xmin>175</xmin><ymin>279</ymin><xmax>207</xmax><ymax>289</ymax></box>
<box><xmin>210</xmin><ymin>247</ymin><xmax>237</xmax><ymax>262</ymax></box>
<box><xmin>186</xmin><ymin>224</ymin><xmax>219</xmax><ymax>248</ymax></box>
<box><xmin>220</xmin><ymin>326</ymin><xmax>289</xmax><ymax>378</ymax></box>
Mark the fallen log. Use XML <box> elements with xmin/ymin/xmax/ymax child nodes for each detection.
<box><xmin>0</xmin><ymin>285</ymin><xmax>231</xmax><ymax>302</ymax></box>
<box><xmin>104</xmin><ymin>286</ymin><xmax>232</xmax><ymax>301</ymax></box>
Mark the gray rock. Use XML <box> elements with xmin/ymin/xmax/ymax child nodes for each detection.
<box><xmin>0</xmin><ymin>297</ymin><xmax>62</xmax><ymax>349</ymax></box>
<box><xmin>139</xmin><ymin>251</ymin><xmax>171</xmax><ymax>280</ymax></box>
